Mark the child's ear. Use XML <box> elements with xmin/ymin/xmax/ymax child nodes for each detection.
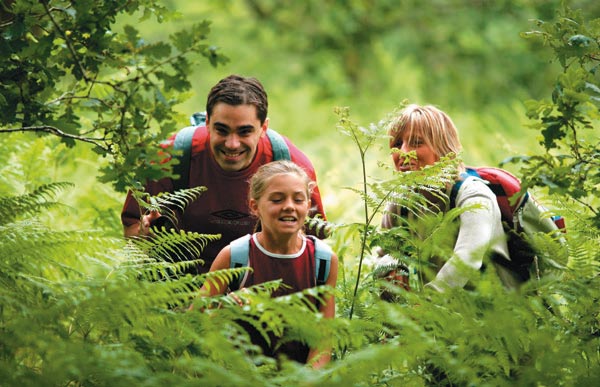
<box><xmin>249</xmin><ymin>198</ymin><xmax>259</xmax><ymax>216</ymax></box>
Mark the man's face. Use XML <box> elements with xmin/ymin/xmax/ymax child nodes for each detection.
<box><xmin>207</xmin><ymin>103</ymin><xmax>268</xmax><ymax>172</ymax></box>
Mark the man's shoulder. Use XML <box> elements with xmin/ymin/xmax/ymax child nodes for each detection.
<box><xmin>276</xmin><ymin>134</ymin><xmax>315</xmax><ymax>169</ymax></box>
<box><xmin>189</xmin><ymin>126</ymin><xmax>209</xmax><ymax>154</ymax></box>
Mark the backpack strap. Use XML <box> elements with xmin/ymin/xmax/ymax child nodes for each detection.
<box><xmin>190</xmin><ymin>111</ymin><xmax>207</xmax><ymax>127</ymax></box>
<box><xmin>308</xmin><ymin>235</ymin><xmax>333</xmax><ymax>285</ymax></box>
<box><xmin>266</xmin><ymin>128</ymin><xmax>291</xmax><ymax>161</ymax></box>
<box><xmin>171</xmin><ymin>125</ymin><xmax>197</xmax><ymax>191</ymax></box>
<box><xmin>228</xmin><ymin>234</ymin><xmax>332</xmax><ymax>289</ymax></box>
<box><xmin>169</xmin><ymin>112</ymin><xmax>207</xmax><ymax>191</ymax></box>
<box><xmin>229</xmin><ymin>234</ymin><xmax>252</xmax><ymax>290</ymax></box>
<box><xmin>449</xmin><ymin>168</ymin><xmax>480</xmax><ymax>209</ymax></box>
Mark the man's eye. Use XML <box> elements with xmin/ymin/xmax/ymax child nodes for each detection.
<box><xmin>238</xmin><ymin>128</ymin><xmax>254</xmax><ymax>137</ymax></box>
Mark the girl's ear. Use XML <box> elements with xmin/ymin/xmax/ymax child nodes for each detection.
<box><xmin>249</xmin><ymin>198</ymin><xmax>259</xmax><ymax>216</ymax></box>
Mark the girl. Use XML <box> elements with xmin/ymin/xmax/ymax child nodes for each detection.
<box><xmin>199</xmin><ymin>160</ymin><xmax>338</xmax><ymax>368</ymax></box>
<box><xmin>377</xmin><ymin>104</ymin><xmax>522</xmax><ymax>291</ymax></box>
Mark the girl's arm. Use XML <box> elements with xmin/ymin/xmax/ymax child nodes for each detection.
<box><xmin>307</xmin><ymin>252</ymin><xmax>339</xmax><ymax>369</ymax></box>
<box><xmin>198</xmin><ymin>246</ymin><xmax>233</xmax><ymax>297</ymax></box>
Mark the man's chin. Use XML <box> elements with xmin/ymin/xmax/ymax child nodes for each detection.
<box><xmin>216</xmin><ymin>158</ymin><xmax>249</xmax><ymax>172</ymax></box>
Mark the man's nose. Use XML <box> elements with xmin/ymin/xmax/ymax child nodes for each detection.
<box><xmin>225</xmin><ymin>134</ymin><xmax>241</xmax><ymax>148</ymax></box>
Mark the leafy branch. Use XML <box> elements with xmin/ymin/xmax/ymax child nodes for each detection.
<box><xmin>0</xmin><ymin>126</ymin><xmax>108</xmax><ymax>150</ymax></box>
<box><xmin>0</xmin><ymin>0</ymin><xmax>229</xmax><ymax>191</ymax></box>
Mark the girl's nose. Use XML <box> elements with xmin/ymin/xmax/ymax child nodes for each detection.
<box><xmin>282</xmin><ymin>197</ymin><xmax>294</xmax><ymax>210</ymax></box>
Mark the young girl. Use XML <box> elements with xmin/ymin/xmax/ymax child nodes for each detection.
<box><xmin>199</xmin><ymin>160</ymin><xmax>338</xmax><ymax>368</ymax></box>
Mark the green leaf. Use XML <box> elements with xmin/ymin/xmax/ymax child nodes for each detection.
<box><xmin>140</xmin><ymin>42</ymin><xmax>171</xmax><ymax>58</ymax></box>
<box><xmin>123</xmin><ymin>25</ymin><xmax>140</xmax><ymax>46</ymax></box>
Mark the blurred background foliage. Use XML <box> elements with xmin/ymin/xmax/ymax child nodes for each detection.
<box><xmin>4</xmin><ymin>0</ymin><xmax>598</xmax><ymax>226</ymax></box>
<box><xmin>113</xmin><ymin>0</ymin><xmax>599</xmax><ymax>224</ymax></box>
<box><xmin>2</xmin><ymin>1</ymin><xmax>599</xmax><ymax>385</ymax></box>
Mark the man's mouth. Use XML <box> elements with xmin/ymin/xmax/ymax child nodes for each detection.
<box><xmin>221</xmin><ymin>149</ymin><xmax>244</xmax><ymax>159</ymax></box>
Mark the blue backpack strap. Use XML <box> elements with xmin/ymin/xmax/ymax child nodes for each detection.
<box><xmin>229</xmin><ymin>234</ymin><xmax>332</xmax><ymax>289</ymax></box>
<box><xmin>266</xmin><ymin>128</ymin><xmax>291</xmax><ymax>161</ymax></box>
<box><xmin>190</xmin><ymin>111</ymin><xmax>206</xmax><ymax>127</ymax></box>
<box><xmin>170</xmin><ymin>112</ymin><xmax>206</xmax><ymax>191</ymax></box>
<box><xmin>171</xmin><ymin>125</ymin><xmax>197</xmax><ymax>191</ymax></box>
<box><xmin>449</xmin><ymin>167</ymin><xmax>480</xmax><ymax>209</ymax></box>
<box><xmin>229</xmin><ymin>234</ymin><xmax>251</xmax><ymax>290</ymax></box>
<box><xmin>308</xmin><ymin>235</ymin><xmax>333</xmax><ymax>286</ymax></box>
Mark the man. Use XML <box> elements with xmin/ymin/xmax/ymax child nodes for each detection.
<box><xmin>121</xmin><ymin>74</ymin><xmax>327</xmax><ymax>274</ymax></box>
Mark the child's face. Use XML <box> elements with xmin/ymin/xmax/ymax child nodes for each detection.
<box><xmin>250</xmin><ymin>173</ymin><xmax>310</xmax><ymax>236</ymax></box>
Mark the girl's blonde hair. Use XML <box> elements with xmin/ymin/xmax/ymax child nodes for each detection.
<box><xmin>388</xmin><ymin>104</ymin><xmax>463</xmax><ymax>158</ymax></box>
<box><xmin>249</xmin><ymin>160</ymin><xmax>314</xmax><ymax>202</ymax></box>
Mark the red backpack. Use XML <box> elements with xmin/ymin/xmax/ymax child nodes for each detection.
<box><xmin>450</xmin><ymin>167</ymin><xmax>566</xmax><ymax>281</ymax></box>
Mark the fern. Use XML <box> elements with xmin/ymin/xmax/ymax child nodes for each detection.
<box><xmin>129</xmin><ymin>228</ymin><xmax>221</xmax><ymax>277</ymax></box>
<box><xmin>0</xmin><ymin>182</ymin><xmax>74</xmax><ymax>226</ymax></box>
<box><xmin>132</xmin><ymin>186</ymin><xmax>208</xmax><ymax>228</ymax></box>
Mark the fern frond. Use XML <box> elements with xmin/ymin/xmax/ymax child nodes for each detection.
<box><xmin>127</xmin><ymin>229</ymin><xmax>221</xmax><ymax>279</ymax></box>
<box><xmin>0</xmin><ymin>182</ymin><xmax>74</xmax><ymax>225</ymax></box>
<box><xmin>132</xmin><ymin>186</ymin><xmax>208</xmax><ymax>226</ymax></box>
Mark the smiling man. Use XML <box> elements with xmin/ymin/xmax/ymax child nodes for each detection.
<box><xmin>121</xmin><ymin>75</ymin><xmax>326</xmax><ymax>274</ymax></box>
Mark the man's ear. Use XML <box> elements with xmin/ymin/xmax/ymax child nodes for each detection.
<box><xmin>260</xmin><ymin>117</ymin><xmax>269</xmax><ymax>136</ymax></box>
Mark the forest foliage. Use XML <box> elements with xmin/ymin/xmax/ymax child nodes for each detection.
<box><xmin>1</xmin><ymin>0</ymin><xmax>599</xmax><ymax>386</ymax></box>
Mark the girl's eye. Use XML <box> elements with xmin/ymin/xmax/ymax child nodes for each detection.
<box><xmin>392</xmin><ymin>140</ymin><xmax>403</xmax><ymax>149</ymax></box>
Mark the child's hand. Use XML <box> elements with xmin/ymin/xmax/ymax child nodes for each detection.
<box><xmin>139</xmin><ymin>210</ymin><xmax>161</xmax><ymax>235</ymax></box>
<box><xmin>228</xmin><ymin>288</ymin><xmax>250</xmax><ymax>306</ymax></box>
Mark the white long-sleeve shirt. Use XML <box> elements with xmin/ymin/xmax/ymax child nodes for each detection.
<box><xmin>380</xmin><ymin>176</ymin><xmax>522</xmax><ymax>291</ymax></box>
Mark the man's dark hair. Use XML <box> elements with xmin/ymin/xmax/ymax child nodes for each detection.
<box><xmin>206</xmin><ymin>75</ymin><xmax>268</xmax><ymax>124</ymax></box>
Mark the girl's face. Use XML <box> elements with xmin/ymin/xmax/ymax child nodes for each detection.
<box><xmin>390</xmin><ymin>129</ymin><xmax>439</xmax><ymax>172</ymax></box>
<box><xmin>250</xmin><ymin>173</ymin><xmax>310</xmax><ymax>236</ymax></box>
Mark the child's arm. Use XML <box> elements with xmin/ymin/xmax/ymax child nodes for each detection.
<box><xmin>198</xmin><ymin>246</ymin><xmax>233</xmax><ymax>297</ymax></box>
<box><xmin>307</xmin><ymin>252</ymin><xmax>339</xmax><ymax>369</ymax></box>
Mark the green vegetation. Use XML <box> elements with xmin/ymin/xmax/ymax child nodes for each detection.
<box><xmin>1</xmin><ymin>1</ymin><xmax>598</xmax><ymax>385</ymax></box>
